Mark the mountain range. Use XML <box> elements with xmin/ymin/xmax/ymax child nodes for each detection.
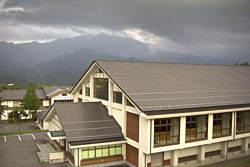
<box><xmin>0</xmin><ymin>34</ymin><xmax>247</xmax><ymax>85</ymax></box>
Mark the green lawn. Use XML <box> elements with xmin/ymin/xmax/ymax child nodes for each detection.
<box><xmin>0</xmin><ymin>130</ymin><xmax>45</xmax><ymax>136</ymax></box>
<box><xmin>48</xmin><ymin>143</ymin><xmax>59</xmax><ymax>151</ymax></box>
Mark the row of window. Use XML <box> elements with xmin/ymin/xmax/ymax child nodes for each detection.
<box><xmin>154</xmin><ymin>111</ymin><xmax>250</xmax><ymax>146</ymax></box>
<box><xmin>81</xmin><ymin>144</ymin><xmax>122</xmax><ymax>160</ymax></box>
<box><xmin>82</xmin><ymin>77</ymin><xmax>134</xmax><ymax>106</ymax></box>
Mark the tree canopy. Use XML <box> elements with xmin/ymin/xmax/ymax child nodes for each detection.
<box><xmin>22</xmin><ymin>82</ymin><xmax>40</xmax><ymax>111</ymax></box>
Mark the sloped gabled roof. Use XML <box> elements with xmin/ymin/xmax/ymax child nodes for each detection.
<box><xmin>93</xmin><ymin>60</ymin><xmax>250</xmax><ymax>114</ymax></box>
<box><xmin>0</xmin><ymin>89</ymin><xmax>47</xmax><ymax>100</ymax></box>
<box><xmin>43</xmin><ymin>86</ymin><xmax>72</xmax><ymax>97</ymax></box>
<box><xmin>53</xmin><ymin>102</ymin><xmax>125</xmax><ymax>145</ymax></box>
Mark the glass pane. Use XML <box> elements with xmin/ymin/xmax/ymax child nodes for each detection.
<box><xmin>110</xmin><ymin>147</ymin><xmax>116</xmax><ymax>155</ymax></box>
<box><xmin>96</xmin><ymin>149</ymin><xmax>102</xmax><ymax>158</ymax></box>
<box><xmin>89</xmin><ymin>150</ymin><xmax>95</xmax><ymax>158</ymax></box>
<box><xmin>82</xmin><ymin>151</ymin><xmax>88</xmax><ymax>159</ymax></box>
<box><xmin>103</xmin><ymin>148</ymin><xmax>109</xmax><ymax>156</ymax></box>
<box><xmin>116</xmin><ymin>146</ymin><xmax>122</xmax><ymax>154</ymax></box>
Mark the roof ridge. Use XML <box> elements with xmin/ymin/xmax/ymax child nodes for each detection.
<box><xmin>95</xmin><ymin>59</ymin><xmax>247</xmax><ymax>67</ymax></box>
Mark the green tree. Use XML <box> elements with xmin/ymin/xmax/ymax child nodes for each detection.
<box><xmin>22</xmin><ymin>82</ymin><xmax>40</xmax><ymax>120</ymax></box>
<box><xmin>8</xmin><ymin>108</ymin><xmax>28</xmax><ymax>131</ymax></box>
<box><xmin>0</xmin><ymin>97</ymin><xmax>6</xmax><ymax>119</ymax></box>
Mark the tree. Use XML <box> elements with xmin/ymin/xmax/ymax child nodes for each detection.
<box><xmin>8</xmin><ymin>108</ymin><xmax>28</xmax><ymax>131</ymax></box>
<box><xmin>22</xmin><ymin>82</ymin><xmax>40</xmax><ymax>120</ymax></box>
<box><xmin>0</xmin><ymin>97</ymin><xmax>6</xmax><ymax>119</ymax></box>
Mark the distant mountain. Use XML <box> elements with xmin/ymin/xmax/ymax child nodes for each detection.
<box><xmin>1</xmin><ymin>33</ymin><xmax>247</xmax><ymax>85</ymax></box>
<box><xmin>34</xmin><ymin>48</ymin><xmax>126</xmax><ymax>84</ymax></box>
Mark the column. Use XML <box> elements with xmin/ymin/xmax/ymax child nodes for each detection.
<box><xmin>208</xmin><ymin>114</ymin><xmax>213</xmax><ymax>140</ymax></box>
<box><xmin>170</xmin><ymin>150</ymin><xmax>178</xmax><ymax>167</ymax></box>
<box><xmin>89</xmin><ymin>73</ymin><xmax>94</xmax><ymax>100</ymax></box>
<box><xmin>121</xmin><ymin>94</ymin><xmax>126</xmax><ymax>134</ymax></box>
<box><xmin>138</xmin><ymin>149</ymin><xmax>146</xmax><ymax>167</ymax></box>
<box><xmin>180</xmin><ymin>116</ymin><xmax>186</xmax><ymax>145</ymax></box>
<box><xmin>242</xmin><ymin>138</ymin><xmax>249</xmax><ymax>153</ymax></box>
<box><xmin>78</xmin><ymin>148</ymin><xmax>81</xmax><ymax>167</ymax></box>
<box><xmin>74</xmin><ymin>148</ymin><xmax>79</xmax><ymax>166</ymax></box>
<box><xmin>221</xmin><ymin>141</ymin><xmax>228</xmax><ymax>159</ymax></box>
<box><xmin>81</xmin><ymin>83</ymin><xmax>85</xmax><ymax>100</ymax></box>
<box><xmin>198</xmin><ymin>145</ymin><xmax>205</xmax><ymax>162</ymax></box>
<box><xmin>108</xmin><ymin>79</ymin><xmax>113</xmax><ymax>115</ymax></box>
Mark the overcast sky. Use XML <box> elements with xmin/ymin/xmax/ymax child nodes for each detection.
<box><xmin>0</xmin><ymin>0</ymin><xmax>250</xmax><ymax>60</ymax></box>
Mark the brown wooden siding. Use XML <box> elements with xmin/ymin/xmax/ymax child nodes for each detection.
<box><xmin>81</xmin><ymin>155</ymin><xmax>123</xmax><ymax>165</ymax></box>
<box><xmin>163</xmin><ymin>159</ymin><xmax>171</xmax><ymax>166</ymax></box>
<box><xmin>147</xmin><ymin>159</ymin><xmax>170</xmax><ymax>167</ymax></box>
<box><xmin>54</xmin><ymin>140</ymin><xmax>66</xmax><ymax>151</ymax></box>
<box><xmin>78</xmin><ymin>98</ymin><xmax>82</xmax><ymax>102</ymax></box>
<box><xmin>66</xmin><ymin>152</ymin><xmax>74</xmax><ymax>164</ymax></box>
<box><xmin>126</xmin><ymin>112</ymin><xmax>139</xmax><ymax>142</ymax></box>
<box><xmin>126</xmin><ymin>144</ymin><xmax>138</xmax><ymax>167</ymax></box>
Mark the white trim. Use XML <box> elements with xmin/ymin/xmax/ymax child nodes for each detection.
<box><xmin>18</xmin><ymin>135</ymin><xmax>21</xmax><ymax>141</ymax></box>
<box><xmin>142</xmin><ymin>107</ymin><xmax>250</xmax><ymax>119</ymax></box>
<box><xmin>69</xmin><ymin>140</ymin><xmax>126</xmax><ymax>149</ymax></box>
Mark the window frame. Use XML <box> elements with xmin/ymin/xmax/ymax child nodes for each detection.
<box><xmin>154</xmin><ymin>117</ymin><xmax>180</xmax><ymax>147</ymax></box>
<box><xmin>81</xmin><ymin>144</ymin><xmax>122</xmax><ymax>160</ymax></box>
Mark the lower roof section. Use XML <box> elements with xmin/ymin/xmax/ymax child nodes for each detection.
<box><xmin>53</xmin><ymin>102</ymin><xmax>125</xmax><ymax>145</ymax></box>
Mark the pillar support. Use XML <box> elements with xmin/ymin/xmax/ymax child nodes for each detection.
<box><xmin>221</xmin><ymin>141</ymin><xmax>228</xmax><ymax>159</ymax></box>
<box><xmin>242</xmin><ymin>138</ymin><xmax>249</xmax><ymax>153</ymax></box>
<box><xmin>198</xmin><ymin>145</ymin><xmax>205</xmax><ymax>162</ymax></box>
<box><xmin>170</xmin><ymin>150</ymin><xmax>178</xmax><ymax>167</ymax></box>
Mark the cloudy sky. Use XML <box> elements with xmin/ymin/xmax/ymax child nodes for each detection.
<box><xmin>0</xmin><ymin>0</ymin><xmax>250</xmax><ymax>60</ymax></box>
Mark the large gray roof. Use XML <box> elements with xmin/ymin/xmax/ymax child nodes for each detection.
<box><xmin>0</xmin><ymin>89</ymin><xmax>47</xmax><ymax>100</ymax></box>
<box><xmin>54</xmin><ymin>102</ymin><xmax>124</xmax><ymax>145</ymax></box>
<box><xmin>95</xmin><ymin>60</ymin><xmax>250</xmax><ymax>114</ymax></box>
<box><xmin>43</xmin><ymin>86</ymin><xmax>72</xmax><ymax>97</ymax></box>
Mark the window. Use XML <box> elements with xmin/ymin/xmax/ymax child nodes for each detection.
<box><xmin>79</xmin><ymin>89</ymin><xmax>82</xmax><ymax>95</ymax></box>
<box><xmin>154</xmin><ymin>117</ymin><xmax>180</xmax><ymax>146</ymax></box>
<box><xmin>13</xmin><ymin>101</ymin><xmax>20</xmax><ymax>107</ymax></box>
<box><xmin>78</xmin><ymin>98</ymin><xmax>82</xmax><ymax>102</ymax></box>
<box><xmin>94</xmin><ymin>78</ymin><xmax>108</xmax><ymax>100</ymax></box>
<box><xmin>186</xmin><ymin>115</ymin><xmax>208</xmax><ymax>142</ymax></box>
<box><xmin>126</xmin><ymin>99</ymin><xmax>134</xmax><ymax>107</ymax></box>
<box><xmin>62</xmin><ymin>93</ymin><xmax>67</xmax><ymax>96</ymax></box>
<box><xmin>85</xmin><ymin>87</ymin><xmax>90</xmax><ymax>97</ymax></box>
<box><xmin>213</xmin><ymin>113</ymin><xmax>232</xmax><ymax>138</ymax></box>
<box><xmin>236</xmin><ymin>111</ymin><xmax>250</xmax><ymax>134</ymax></box>
<box><xmin>81</xmin><ymin>144</ymin><xmax>122</xmax><ymax>160</ymax></box>
<box><xmin>113</xmin><ymin>91</ymin><xmax>122</xmax><ymax>104</ymax></box>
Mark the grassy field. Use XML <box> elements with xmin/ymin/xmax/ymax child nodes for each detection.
<box><xmin>0</xmin><ymin>130</ymin><xmax>45</xmax><ymax>136</ymax></box>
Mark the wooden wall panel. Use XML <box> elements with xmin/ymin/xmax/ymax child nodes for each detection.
<box><xmin>126</xmin><ymin>144</ymin><xmax>138</xmax><ymax>167</ymax></box>
<box><xmin>126</xmin><ymin>112</ymin><xmax>139</xmax><ymax>142</ymax></box>
<box><xmin>81</xmin><ymin>155</ymin><xmax>123</xmax><ymax>165</ymax></box>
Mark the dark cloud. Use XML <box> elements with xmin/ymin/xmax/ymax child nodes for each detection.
<box><xmin>0</xmin><ymin>0</ymin><xmax>250</xmax><ymax>60</ymax></box>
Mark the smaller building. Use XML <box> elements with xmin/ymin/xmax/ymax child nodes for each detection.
<box><xmin>43</xmin><ymin>102</ymin><xmax>126</xmax><ymax>166</ymax></box>
<box><xmin>43</xmin><ymin>86</ymin><xmax>73</xmax><ymax>105</ymax></box>
<box><xmin>0</xmin><ymin>86</ymin><xmax>73</xmax><ymax>120</ymax></box>
<box><xmin>0</xmin><ymin>89</ymin><xmax>49</xmax><ymax>120</ymax></box>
